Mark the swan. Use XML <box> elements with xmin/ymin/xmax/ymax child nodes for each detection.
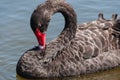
<box><xmin>16</xmin><ymin>0</ymin><xmax>120</xmax><ymax>79</ymax></box>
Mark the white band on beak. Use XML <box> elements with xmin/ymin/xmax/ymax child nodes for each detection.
<box><xmin>39</xmin><ymin>45</ymin><xmax>44</xmax><ymax>49</ymax></box>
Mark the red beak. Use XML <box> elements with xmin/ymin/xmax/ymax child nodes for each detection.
<box><xmin>34</xmin><ymin>28</ymin><xmax>46</xmax><ymax>49</ymax></box>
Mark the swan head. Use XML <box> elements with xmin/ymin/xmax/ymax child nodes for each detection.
<box><xmin>30</xmin><ymin>4</ymin><xmax>52</xmax><ymax>49</ymax></box>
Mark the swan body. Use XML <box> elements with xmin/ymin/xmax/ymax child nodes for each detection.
<box><xmin>17</xmin><ymin>0</ymin><xmax>120</xmax><ymax>79</ymax></box>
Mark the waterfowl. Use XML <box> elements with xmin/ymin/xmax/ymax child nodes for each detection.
<box><xmin>16</xmin><ymin>0</ymin><xmax>120</xmax><ymax>79</ymax></box>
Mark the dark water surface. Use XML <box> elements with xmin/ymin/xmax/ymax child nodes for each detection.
<box><xmin>0</xmin><ymin>0</ymin><xmax>120</xmax><ymax>80</ymax></box>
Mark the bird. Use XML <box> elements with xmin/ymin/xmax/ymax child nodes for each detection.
<box><xmin>16</xmin><ymin>0</ymin><xmax>120</xmax><ymax>79</ymax></box>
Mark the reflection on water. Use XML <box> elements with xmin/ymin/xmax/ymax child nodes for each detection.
<box><xmin>0</xmin><ymin>0</ymin><xmax>120</xmax><ymax>80</ymax></box>
<box><xmin>16</xmin><ymin>67</ymin><xmax>120</xmax><ymax>80</ymax></box>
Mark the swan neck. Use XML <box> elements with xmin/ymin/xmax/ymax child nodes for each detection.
<box><xmin>51</xmin><ymin>1</ymin><xmax>77</xmax><ymax>41</ymax></box>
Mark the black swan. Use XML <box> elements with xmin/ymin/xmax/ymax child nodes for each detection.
<box><xmin>16</xmin><ymin>0</ymin><xmax>120</xmax><ymax>79</ymax></box>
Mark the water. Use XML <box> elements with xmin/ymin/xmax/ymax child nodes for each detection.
<box><xmin>0</xmin><ymin>0</ymin><xmax>120</xmax><ymax>80</ymax></box>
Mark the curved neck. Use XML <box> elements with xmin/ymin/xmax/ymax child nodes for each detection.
<box><xmin>46</xmin><ymin>0</ymin><xmax>77</xmax><ymax>41</ymax></box>
<box><xmin>31</xmin><ymin>0</ymin><xmax>77</xmax><ymax>47</ymax></box>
